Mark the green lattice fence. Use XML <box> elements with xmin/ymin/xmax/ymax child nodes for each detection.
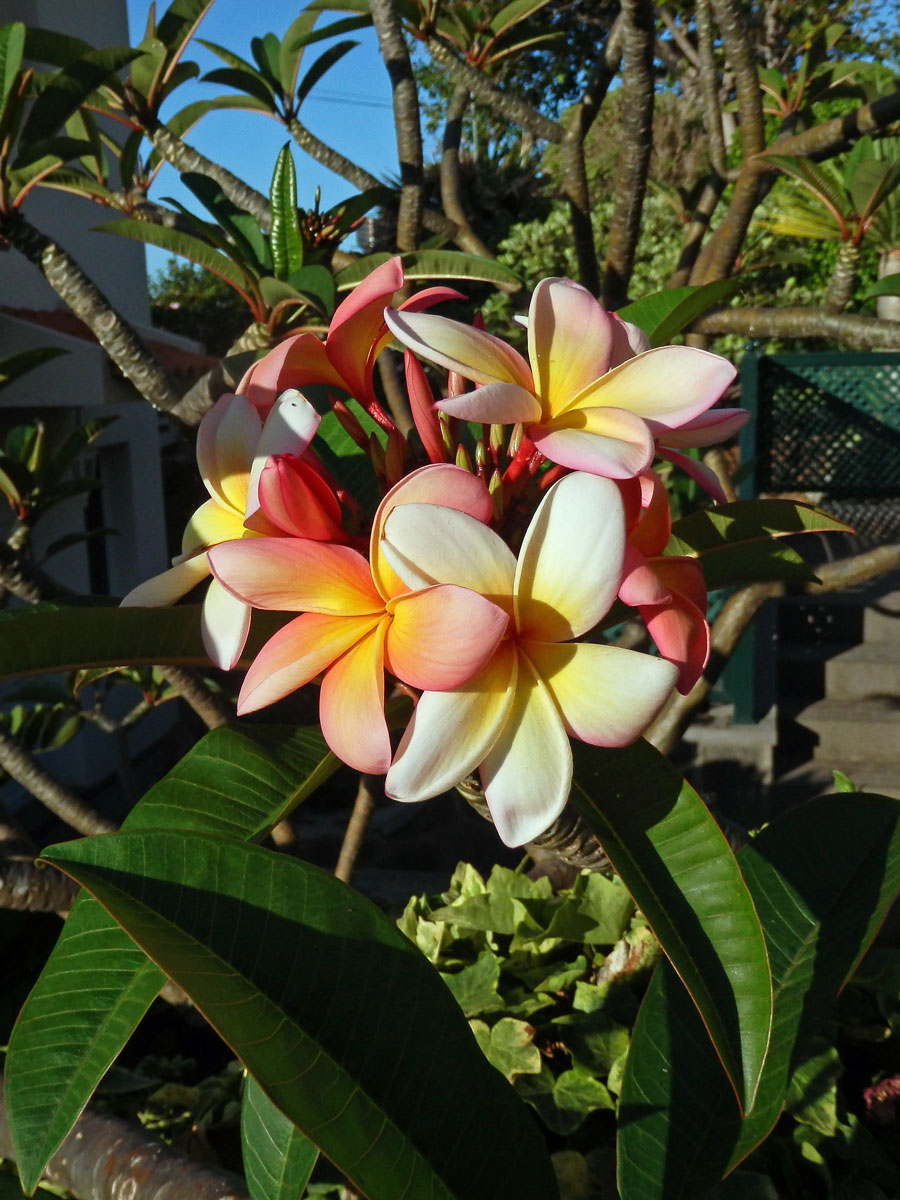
<box><xmin>740</xmin><ymin>351</ymin><xmax>900</xmax><ymax>541</ymax></box>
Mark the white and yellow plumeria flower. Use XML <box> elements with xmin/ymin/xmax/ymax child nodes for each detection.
<box><xmin>121</xmin><ymin>389</ymin><xmax>321</xmax><ymax>670</ymax></box>
<box><xmin>380</xmin><ymin>471</ymin><xmax>679</xmax><ymax>846</ymax></box>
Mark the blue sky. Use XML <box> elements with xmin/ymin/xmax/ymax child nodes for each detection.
<box><xmin>125</xmin><ymin>0</ymin><xmax>404</xmax><ymax>277</ymax></box>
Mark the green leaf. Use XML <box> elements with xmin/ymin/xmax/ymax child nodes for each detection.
<box><xmin>163</xmin><ymin>93</ymin><xmax>271</xmax><ymax>141</ymax></box>
<box><xmin>180</xmin><ymin>170</ymin><xmax>269</xmax><ymax>268</ymax></box>
<box><xmin>0</xmin><ymin>346</ymin><xmax>67</xmax><ymax>392</ymax></box>
<box><xmin>201</xmin><ymin>66</ymin><xmax>276</xmax><ymax>108</ymax></box>
<box><xmin>21</xmin><ymin>46</ymin><xmax>139</xmax><ymax>143</ymax></box>
<box><xmin>242</xmin><ymin>1074</ymin><xmax>319</xmax><ymax>1200</ymax></box>
<box><xmin>0</xmin><ymin>22</ymin><xmax>25</xmax><ymax>114</ymax></box>
<box><xmin>41</xmin><ymin>831</ymin><xmax>559</xmax><ymax>1200</ymax></box>
<box><xmin>92</xmin><ymin>218</ymin><xmax>255</xmax><ymax>296</ymax></box>
<box><xmin>269</xmin><ymin>144</ymin><xmax>303</xmax><ymax>281</ymax></box>
<box><xmin>6</xmin><ymin>722</ymin><xmax>339</xmax><ymax>1193</ymax></box>
<box><xmin>335</xmin><ymin>249</ymin><xmax>519</xmax><ymax>290</ymax></box>
<box><xmin>155</xmin><ymin>0</ymin><xmax>215</xmax><ymax>54</ymax></box>
<box><xmin>287</xmin><ymin>263</ymin><xmax>336</xmax><ymax>314</ymax></box>
<box><xmin>129</xmin><ymin>35</ymin><xmax>167</xmax><ymax>102</ymax></box>
<box><xmin>295</xmin><ymin>40</ymin><xmax>357</xmax><ymax>108</ymax></box>
<box><xmin>668</xmin><ymin>499</ymin><xmax>850</xmax><ymax>590</ymax></box>
<box><xmin>862</xmin><ymin>273</ymin><xmax>900</xmax><ymax>300</ymax></box>
<box><xmin>0</xmin><ymin>603</ymin><xmax>287</xmax><ymax>681</ymax></box>
<box><xmin>571</xmin><ymin>740</ymin><xmax>772</xmax><ymax>1114</ymax></box>
<box><xmin>618</xmin><ymin>792</ymin><xmax>900</xmax><ymax>1200</ymax></box>
<box><xmin>517</xmin><ymin>1064</ymin><xmax>613</xmax><ymax>1135</ymax></box>
<box><xmin>617</xmin><ymin>280</ymin><xmax>741</xmax><ymax>346</ymax></box>
<box><xmin>470</xmin><ymin>1017</ymin><xmax>541</xmax><ymax>1082</ymax></box>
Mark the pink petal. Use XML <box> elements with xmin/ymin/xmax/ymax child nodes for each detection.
<box><xmin>515</xmin><ymin>472</ymin><xmax>625</xmax><ymax>642</ymax></box>
<box><xmin>381</xmin><ymin>504</ymin><xmax>516</xmax><ymax>606</ymax></box>
<box><xmin>656</xmin><ymin>407</ymin><xmax>749</xmax><ymax>448</ymax></box>
<box><xmin>655</xmin><ymin>447</ymin><xmax>728</xmax><ymax>504</ymax></box>
<box><xmin>238</xmin><ymin>611</ymin><xmax>382</xmax><ymax>713</ymax></box>
<box><xmin>370</xmin><ymin>463</ymin><xmax>493</xmax><ymax>600</ymax></box>
<box><xmin>609</xmin><ymin>313</ymin><xmax>651</xmax><ymax>366</ymax></box>
<box><xmin>627</xmin><ymin>470</ymin><xmax>671</xmax><ymax>557</ymax></box>
<box><xmin>565</xmin><ymin>346</ymin><xmax>737</xmax><ymax>430</ymax></box>
<box><xmin>479</xmin><ymin>650</ymin><xmax>572</xmax><ymax>847</ymax></box>
<box><xmin>530</xmin><ymin>407</ymin><xmax>654</xmax><ymax>479</ymax></box>
<box><xmin>196</xmin><ymin>394</ymin><xmax>260</xmax><ymax>513</ymax></box>
<box><xmin>641</xmin><ymin>595</ymin><xmax>710</xmax><ymax>695</ymax></box>
<box><xmin>120</xmin><ymin>552</ymin><xmax>210</xmax><ymax>607</ymax></box>
<box><xmin>618</xmin><ymin>546</ymin><xmax>672</xmax><ymax>608</ymax></box>
<box><xmin>652</xmin><ymin>556</ymin><xmax>708</xmax><ymax>617</ymax></box>
<box><xmin>209</xmin><ymin>538</ymin><xmax>382</xmax><ymax>614</ymax></box>
<box><xmin>527</xmin><ymin>278</ymin><xmax>613</xmax><ymax>414</ymax></box>
<box><xmin>201</xmin><ymin>576</ymin><xmax>252</xmax><ymax>670</ymax></box>
<box><xmin>246</xmin><ymin>390</ymin><xmax>321</xmax><ymax>515</ymax></box>
<box><xmin>368</xmin><ymin>285</ymin><xmax>467</xmax><ymax>365</ymax></box>
<box><xmin>438</xmin><ymin>381</ymin><xmax>542</xmax><ymax>424</ymax></box>
<box><xmin>385</xmin><ymin>642</ymin><xmax>518</xmax><ymax>802</ymax></box>
<box><xmin>404</xmin><ymin>350</ymin><xmax>446</xmax><ymax>465</ymax></box>
<box><xmin>386</xmin><ymin>585</ymin><xmax>509</xmax><ymax>689</ymax></box>
<box><xmin>319</xmin><ymin>620</ymin><xmax>392</xmax><ymax>773</ymax></box>
<box><xmin>384</xmin><ymin>309</ymin><xmax>534</xmax><ymax>389</ymax></box>
<box><xmin>238</xmin><ymin>333</ymin><xmax>344</xmax><ymax>410</ymax></box>
<box><xmin>523</xmin><ymin>639</ymin><xmax>678</xmax><ymax>744</ymax></box>
<box><xmin>247</xmin><ymin>456</ymin><xmax>346</xmax><ymax>542</ymax></box>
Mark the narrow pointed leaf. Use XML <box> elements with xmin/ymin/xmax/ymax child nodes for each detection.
<box><xmin>92</xmin><ymin>218</ymin><xmax>254</xmax><ymax>293</ymax></box>
<box><xmin>571</xmin><ymin>740</ymin><xmax>772</xmax><ymax>1113</ymax></box>
<box><xmin>164</xmin><ymin>93</ymin><xmax>271</xmax><ymax>141</ymax></box>
<box><xmin>6</xmin><ymin>722</ymin><xmax>338</xmax><ymax>1193</ymax></box>
<box><xmin>295</xmin><ymin>40</ymin><xmax>357</xmax><ymax>108</ymax></box>
<box><xmin>0</xmin><ymin>23</ymin><xmax>25</xmax><ymax>113</ymax></box>
<box><xmin>242</xmin><ymin>1074</ymin><xmax>319</xmax><ymax>1200</ymax></box>
<box><xmin>21</xmin><ymin>47</ymin><xmax>139</xmax><ymax>143</ymax></box>
<box><xmin>0</xmin><ymin>346</ymin><xmax>67</xmax><ymax>392</ymax></box>
<box><xmin>202</xmin><ymin>65</ymin><xmax>277</xmax><ymax>108</ymax></box>
<box><xmin>269</xmin><ymin>144</ymin><xmax>303</xmax><ymax>280</ymax></box>
<box><xmin>42</xmin><ymin>831</ymin><xmax>559</xmax><ymax>1200</ymax></box>
<box><xmin>618</xmin><ymin>792</ymin><xmax>900</xmax><ymax>1200</ymax></box>
<box><xmin>617</xmin><ymin>280</ymin><xmax>740</xmax><ymax>346</ymax></box>
<box><xmin>668</xmin><ymin>499</ymin><xmax>850</xmax><ymax>590</ymax></box>
<box><xmin>155</xmin><ymin>0</ymin><xmax>215</xmax><ymax>53</ymax></box>
<box><xmin>0</xmin><ymin>603</ymin><xmax>287</xmax><ymax>682</ymax></box>
<box><xmin>335</xmin><ymin>250</ymin><xmax>519</xmax><ymax>289</ymax></box>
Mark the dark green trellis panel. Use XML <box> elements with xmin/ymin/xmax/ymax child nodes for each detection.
<box><xmin>722</xmin><ymin>351</ymin><xmax>900</xmax><ymax>723</ymax></box>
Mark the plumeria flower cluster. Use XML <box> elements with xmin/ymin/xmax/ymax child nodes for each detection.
<box><xmin>125</xmin><ymin>262</ymin><xmax>744</xmax><ymax>845</ymax></box>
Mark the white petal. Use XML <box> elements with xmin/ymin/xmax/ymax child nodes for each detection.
<box><xmin>121</xmin><ymin>553</ymin><xmax>210</xmax><ymax>607</ymax></box>
<box><xmin>480</xmin><ymin>651</ymin><xmax>572</xmax><ymax>847</ymax></box>
<box><xmin>514</xmin><ymin>472</ymin><xmax>625</xmax><ymax>642</ymax></box>
<box><xmin>201</xmin><ymin>576</ymin><xmax>252</xmax><ymax>670</ymax></box>
<box><xmin>246</xmin><ymin>389</ymin><xmax>321</xmax><ymax>515</ymax></box>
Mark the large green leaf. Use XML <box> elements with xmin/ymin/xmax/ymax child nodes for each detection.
<box><xmin>0</xmin><ymin>603</ymin><xmax>285</xmax><ymax>682</ymax></box>
<box><xmin>668</xmin><ymin>499</ymin><xmax>849</xmax><ymax>590</ymax></box>
<box><xmin>42</xmin><ymin>831</ymin><xmax>559</xmax><ymax>1200</ymax></box>
<box><xmin>0</xmin><ymin>346</ymin><xmax>67</xmax><ymax>393</ymax></box>
<box><xmin>20</xmin><ymin>46</ymin><xmax>139</xmax><ymax>144</ymax></box>
<box><xmin>618</xmin><ymin>791</ymin><xmax>900</xmax><ymax>1200</ymax></box>
<box><xmin>617</xmin><ymin>280</ymin><xmax>741</xmax><ymax>346</ymax></box>
<box><xmin>571</xmin><ymin>740</ymin><xmax>771</xmax><ymax>1114</ymax></box>
<box><xmin>242</xmin><ymin>1074</ymin><xmax>319</xmax><ymax>1200</ymax></box>
<box><xmin>0</xmin><ymin>22</ymin><xmax>25</xmax><ymax>115</ymax></box>
<box><xmin>335</xmin><ymin>250</ymin><xmax>520</xmax><ymax>290</ymax></box>
<box><xmin>92</xmin><ymin>218</ymin><xmax>255</xmax><ymax>295</ymax></box>
<box><xmin>6</xmin><ymin>722</ymin><xmax>338</xmax><ymax>1193</ymax></box>
<box><xmin>155</xmin><ymin>0</ymin><xmax>216</xmax><ymax>54</ymax></box>
<box><xmin>269</xmin><ymin>144</ymin><xmax>303</xmax><ymax>281</ymax></box>
<box><xmin>862</xmin><ymin>273</ymin><xmax>900</xmax><ymax>300</ymax></box>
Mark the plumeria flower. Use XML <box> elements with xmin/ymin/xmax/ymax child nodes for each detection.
<box><xmin>384</xmin><ymin>277</ymin><xmax>738</xmax><ymax>482</ymax></box>
<box><xmin>618</xmin><ymin>472</ymin><xmax>710</xmax><ymax>695</ymax></box>
<box><xmin>238</xmin><ymin>256</ymin><xmax>462</xmax><ymax>422</ymax></box>
<box><xmin>207</xmin><ymin>465</ymin><xmax>509</xmax><ymax>775</ymax></box>
<box><xmin>380</xmin><ymin>471</ymin><xmax>679</xmax><ymax>847</ymax></box>
<box><xmin>121</xmin><ymin>390</ymin><xmax>326</xmax><ymax>670</ymax></box>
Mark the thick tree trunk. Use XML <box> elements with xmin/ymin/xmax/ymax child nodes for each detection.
<box><xmin>823</xmin><ymin>240</ymin><xmax>860</xmax><ymax>312</ymax></box>
<box><xmin>371</xmin><ymin>0</ymin><xmax>423</xmax><ymax>252</ymax></box>
<box><xmin>692</xmin><ymin>305</ymin><xmax>900</xmax><ymax>348</ymax></box>
<box><xmin>1</xmin><ymin>212</ymin><xmax>182</xmax><ymax>413</ymax></box>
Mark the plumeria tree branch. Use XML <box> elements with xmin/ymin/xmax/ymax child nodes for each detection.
<box><xmin>155</xmin><ymin>667</ymin><xmax>234</xmax><ymax>730</ymax></box>
<box><xmin>602</xmin><ymin>0</ymin><xmax>656</xmax><ymax>308</ymax></box>
<box><xmin>0</xmin><ymin>211</ymin><xmax>182</xmax><ymax>413</ymax></box>
<box><xmin>0</xmin><ymin>726</ymin><xmax>115</xmax><ymax>837</ymax></box>
<box><xmin>694</xmin><ymin>306</ymin><xmax>900</xmax><ymax>348</ymax></box>
<box><xmin>647</xmin><ymin>544</ymin><xmax>900</xmax><ymax>755</ymax></box>
<box><xmin>440</xmin><ymin>84</ymin><xmax>494</xmax><ymax>259</ymax></box>
<box><xmin>371</xmin><ymin>0</ymin><xmax>424</xmax><ymax>252</ymax></box>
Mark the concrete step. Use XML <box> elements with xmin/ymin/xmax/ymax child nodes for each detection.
<box><xmin>865</xmin><ymin>591</ymin><xmax>900</xmax><ymax>642</ymax></box>
<box><xmin>784</xmin><ymin>696</ymin><xmax>900</xmax><ymax>763</ymax></box>
<box><xmin>779</xmin><ymin>641</ymin><xmax>900</xmax><ymax>701</ymax></box>
<box><xmin>768</xmin><ymin>761</ymin><xmax>900</xmax><ymax>816</ymax></box>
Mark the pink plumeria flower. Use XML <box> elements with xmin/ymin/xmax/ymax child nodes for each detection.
<box><xmin>384</xmin><ymin>277</ymin><xmax>737</xmax><ymax>481</ymax></box>
<box><xmin>618</xmin><ymin>472</ymin><xmax>710</xmax><ymax>695</ymax></box>
<box><xmin>121</xmin><ymin>390</ymin><xmax>322</xmax><ymax>670</ymax></box>
<box><xmin>208</xmin><ymin>465</ymin><xmax>509</xmax><ymax>775</ymax></box>
<box><xmin>380</xmin><ymin>471</ymin><xmax>678</xmax><ymax>847</ymax></box>
<box><xmin>238</xmin><ymin>257</ymin><xmax>462</xmax><ymax>422</ymax></box>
